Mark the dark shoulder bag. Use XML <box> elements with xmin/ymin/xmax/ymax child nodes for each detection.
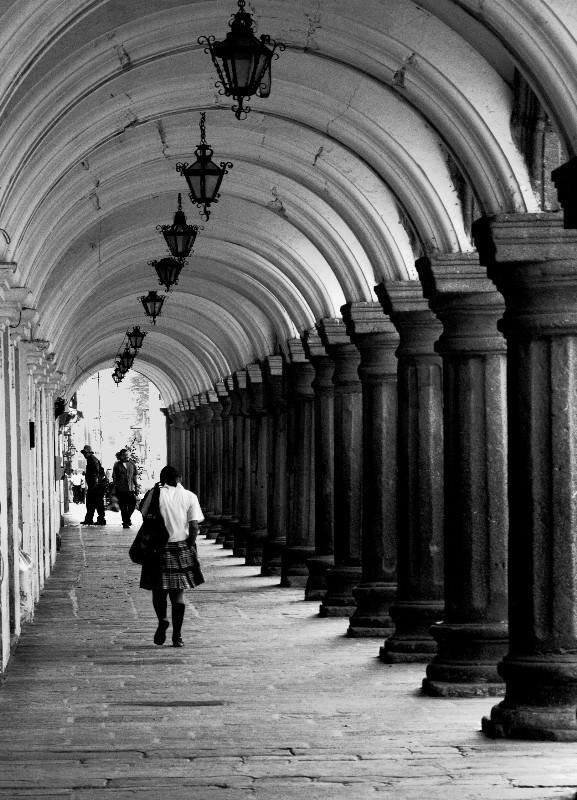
<box><xmin>128</xmin><ymin>485</ymin><xmax>169</xmax><ymax>565</ymax></box>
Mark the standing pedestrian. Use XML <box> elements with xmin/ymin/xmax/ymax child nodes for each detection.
<box><xmin>112</xmin><ymin>449</ymin><xmax>139</xmax><ymax>529</ymax></box>
<box><xmin>81</xmin><ymin>445</ymin><xmax>106</xmax><ymax>525</ymax></box>
<box><xmin>139</xmin><ymin>465</ymin><xmax>204</xmax><ymax>647</ymax></box>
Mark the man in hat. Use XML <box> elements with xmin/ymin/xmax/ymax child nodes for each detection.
<box><xmin>81</xmin><ymin>445</ymin><xmax>106</xmax><ymax>525</ymax></box>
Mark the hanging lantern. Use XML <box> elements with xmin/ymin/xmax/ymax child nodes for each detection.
<box><xmin>199</xmin><ymin>0</ymin><xmax>285</xmax><ymax>120</ymax></box>
<box><xmin>140</xmin><ymin>290</ymin><xmax>166</xmax><ymax>324</ymax></box>
<box><xmin>119</xmin><ymin>347</ymin><xmax>135</xmax><ymax>371</ymax></box>
<box><xmin>112</xmin><ymin>373</ymin><xmax>122</xmax><ymax>385</ymax></box>
<box><xmin>148</xmin><ymin>257</ymin><xmax>185</xmax><ymax>292</ymax></box>
<box><xmin>176</xmin><ymin>112</ymin><xmax>233</xmax><ymax>221</ymax></box>
<box><xmin>157</xmin><ymin>194</ymin><xmax>203</xmax><ymax>258</ymax></box>
<box><xmin>127</xmin><ymin>326</ymin><xmax>146</xmax><ymax>351</ymax></box>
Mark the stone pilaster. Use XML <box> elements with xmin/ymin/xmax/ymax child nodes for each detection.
<box><xmin>281</xmin><ymin>340</ymin><xmax>315</xmax><ymax>588</ymax></box>
<box><xmin>160</xmin><ymin>408</ymin><xmax>173</xmax><ymax>465</ymax></box>
<box><xmin>317</xmin><ymin>319</ymin><xmax>362</xmax><ymax>616</ymax></box>
<box><xmin>261</xmin><ymin>356</ymin><xmax>288</xmax><ymax>577</ymax></box>
<box><xmin>245</xmin><ymin>364</ymin><xmax>269</xmax><ymax>566</ymax></box>
<box><xmin>196</xmin><ymin>397</ymin><xmax>214</xmax><ymax>533</ymax></box>
<box><xmin>184</xmin><ymin>407</ymin><xmax>197</xmax><ymax>493</ymax></box>
<box><xmin>233</xmin><ymin>370</ymin><xmax>251</xmax><ymax>559</ymax></box>
<box><xmin>376</xmin><ymin>280</ymin><xmax>445</xmax><ymax>662</ymax></box>
<box><xmin>217</xmin><ymin>381</ymin><xmax>233</xmax><ymax>545</ymax></box>
<box><xmin>474</xmin><ymin>213</ymin><xmax>577</xmax><ymax>739</ymax></box>
<box><xmin>207</xmin><ymin>390</ymin><xmax>224</xmax><ymax>540</ymax></box>
<box><xmin>341</xmin><ymin>303</ymin><xmax>399</xmax><ymax>637</ymax></box>
<box><xmin>223</xmin><ymin>376</ymin><xmax>242</xmax><ymax>550</ymax></box>
<box><xmin>302</xmin><ymin>330</ymin><xmax>335</xmax><ymax>601</ymax></box>
<box><xmin>417</xmin><ymin>252</ymin><xmax>508</xmax><ymax>697</ymax></box>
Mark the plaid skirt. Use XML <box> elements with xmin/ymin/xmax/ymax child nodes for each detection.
<box><xmin>140</xmin><ymin>539</ymin><xmax>205</xmax><ymax>591</ymax></box>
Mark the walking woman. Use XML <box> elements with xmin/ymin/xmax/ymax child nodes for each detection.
<box><xmin>139</xmin><ymin>465</ymin><xmax>204</xmax><ymax>647</ymax></box>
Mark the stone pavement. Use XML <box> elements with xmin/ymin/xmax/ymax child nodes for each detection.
<box><xmin>1</xmin><ymin>507</ymin><xmax>577</xmax><ymax>800</ymax></box>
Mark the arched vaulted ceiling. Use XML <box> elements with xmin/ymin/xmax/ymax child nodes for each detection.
<box><xmin>0</xmin><ymin>0</ymin><xmax>574</xmax><ymax>406</ymax></box>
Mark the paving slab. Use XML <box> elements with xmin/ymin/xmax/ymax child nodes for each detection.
<box><xmin>0</xmin><ymin>505</ymin><xmax>576</xmax><ymax>799</ymax></box>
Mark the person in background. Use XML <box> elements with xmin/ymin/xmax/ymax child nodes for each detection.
<box><xmin>139</xmin><ymin>465</ymin><xmax>204</xmax><ymax>647</ymax></box>
<box><xmin>80</xmin><ymin>445</ymin><xmax>106</xmax><ymax>525</ymax></box>
<box><xmin>112</xmin><ymin>449</ymin><xmax>139</xmax><ymax>529</ymax></box>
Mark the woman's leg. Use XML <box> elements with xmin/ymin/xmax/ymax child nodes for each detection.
<box><xmin>168</xmin><ymin>588</ymin><xmax>186</xmax><ymax>645</ymax></box>
<box><xmin>152</xmin><ymin>588</ymin><xmax>170</xmax><ymax>645</ymax></box>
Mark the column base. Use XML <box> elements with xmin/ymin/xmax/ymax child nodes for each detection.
<box><xmin>215</xmin><ymin>515</ymin><xmax>234</xmax><ymax>545</ymax></box>
<box><xmin>206</xmin><ymin>516</ymin><xmax>222</xmax><ymax>541</ymax></box>
<box><xmin>260</xmin><ymin>539</ymin><xmax>285</xmax><ymax>577</ymax></box>
<box><xmin>319</xmin><ymin>564</ymin><xmax>361</xmax><ymax>618</ymax></box>
<box><xmin>347</xmin><ymin>582</ymin><xmax>396</xmax><ymax>637</ymax></box>
<box><xmin>381</xmin><ymin>600</ymin><xmax>443</xmax><ymax>663</ymax></box>
<box><xmin>305</xmin><ymin>554</ymin><xmax>334</xmax><ymax>601</ymax></box>
<box><xmin>233</xmin><ymin>524</ymin><xmax>250</xmax><ymax>559</ymax></box>
<box><xmin>482</xmin><ymin>655</ymin><xmax>577</xmax><ymax>741</ymax></box>
<box><xmin>222</xmin><ymin>518</ymin><xmax>239</xmax><ymax>550</ymax></box>
<box><xmin>281</xmin><ymin>546</ymin><xmax>315</xmax><ymax>588</ymax></box>
<box><xmin>422</xmin><ymin>621</ymin><xmax>508</xmax><ymax>697</ymax></box>
<box><xmin>245</xmin><ymin>529</ymin><xmax>267</xmax><ymax>566</ymax></box>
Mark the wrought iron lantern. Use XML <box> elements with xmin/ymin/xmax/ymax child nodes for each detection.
<box><xmin>157</xmin><ymin>194</ymin><xmax>202</xmax><ymax>258</ymax></box>
<box><xmin>119</xmin><ymin>347</ymin><xmax>135</xmax><ymax>371</ymax></box>
<box><xmin>148</xmin><ymin>257</ymin><xmax>185</xmax><ymax>292</ymax></box>
<box><xmin>140</xmin><ymin>290</ymin><xmax>166</xmax><ymax>324</ymax></box>
<box><xmin>199</xmin><ymin>0</ymin><xmax>285</xmax><ymax>119</ymax></box>
<box><xmin>176</xmin><ymin>113</ymin><xmax>232</xmax><ymax>221</ymax></box>
<box><xmin>127</xmin><ymin>326</ymin><xmax>146</xmax><ymax>351</ymax></box>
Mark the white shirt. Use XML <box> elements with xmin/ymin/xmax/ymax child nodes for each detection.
<box><xmin>158</xmin><ymin>484</ymin><xmax>204</xmax><ymax>542</ymax></box>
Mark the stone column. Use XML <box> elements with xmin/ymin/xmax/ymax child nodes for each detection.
<box><xmin>317</xmin><ymin>318</ymin><xmax>362</xmax><ymax>616</ymax></box>
<box><xmin>217</xmin><ymin>381</ymin><xmax>233</xmax><ymax>545</ymax></box>
<box><xmin>281</xmin><ymin>340</ymin><xmax>315</xmax><ymax>587</ymax></box>
<box><xmin>376</xmin><ymin>280</ymin><xmax>445</xmax><ymax>662</ymax></box>
<box><xmin>184</xmin><ymin>408</ymin><xmax>197</xmax><ymax>493</ymax></box>
<box><xmin>160</xmin><ymin>408</ymin><xmax>173</xmax><ymax>465</ymax></box>
<box><xmin>302</xmin><ymin>330</ymin><xmax>335</xmax><ymax>601</ymax></box>
<box><xmin>207</xmin><ymin>390</ymin><xmax>224</xmax><ymax>540</ymax></box>
<box><xmin>341</xmin><ymin>303</ymin><xmax>399</xmax><ymax>637</ymax></box>
<box><xmin>233</xmin><ymin>370</ymin><xmax>251</xmax><ymax>559</ymax></box>
<box><xmin>223</xmin><ymin>376</ymin><xmax>242</xmax><ymax>550</ymax></box>
<box><xmin>245</xmin><ymin>364</ymin><xmax>269</xmax><ymax>566</ymax></box>
<box><xmin>261</xmin><ymin>356</ymin><xmax>288</xmax><ymax>577</ymax></box>
<box><xmin>417</xmin><ymin>253</ymin><xmax>508</xmax><ymax>697</ymax></box>
<box><xmin>474</xmin><ymin>213</ymin><xmax>577</xmax><ymax>739</ymax></box>
<box><xmin>196</xmin><ymin>397</ymin><xmax>214</xmax><ymax>533</ymax></box>
<box><xmin>190</xmin><ymin>405</ymin><xmax>202</xmax><ymax>497</ymax></box>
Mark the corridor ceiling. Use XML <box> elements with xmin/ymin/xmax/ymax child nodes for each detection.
<box><xmin>0</xmin><ymin>0</ymin><xmax>574</xmax><ymax>406</ymax></box>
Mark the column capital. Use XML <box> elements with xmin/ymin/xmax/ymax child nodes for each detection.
<box><xmin>341</xmin><ymin>302</ymin><xmax>398</xmax><ymax>382</ymax></box>
<box><xmin>473</xmin><ymin>212</ymin><xmax>577</xmax><ymax>267</ymax></box>
<box><xmin>216</xmin><ymin>381</ymin><xmax>232</xmax><ymax>417</ymax></box>
<box><xmin>474</xmin><ymin>213</ymin><xmax>577</xmax><ymax>337</ymax></box>
<box><xmin>317</xmin><ymin>317</ymin><xmax>360</xmax><ymax>393</ymax></box>
<box><xmin>376</xmin><ymin>280</ymin><xmax>442</xmax><ymax>359</ymax></box>
<box><xmin>416</xmin><ymin>253</ymin><xmax>505</xmax><ymax>355</ymax></box>
<box><xmin>302</xmin><ymin>329</ymin><xmax>334</xmax><ymax>395</ymax></box>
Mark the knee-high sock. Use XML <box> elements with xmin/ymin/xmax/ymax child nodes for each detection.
<box><xmin>171</xmin><ymin>603</ymin><xmax>185</xmax><ymax>638</ymax></box>
<box><xmin>152</xmin><ymin>589</ymin><xmax>168</xmax><ymax>622</ymax></box>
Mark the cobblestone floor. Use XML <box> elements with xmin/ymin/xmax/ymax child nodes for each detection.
<box><xmin>1</xmin><ymin>505</ymin><xmax>576</xmax><ymax>799</ymax></box>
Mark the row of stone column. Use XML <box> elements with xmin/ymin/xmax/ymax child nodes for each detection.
<box><xmin>165</xmin><ymin>214</ymin><xmax>577</xmax><ymax>741</ymax></box>
<box><xmin>0</xmin><ymin>287</ymin><xmax>63</xmax><ymax>672</ymax></box>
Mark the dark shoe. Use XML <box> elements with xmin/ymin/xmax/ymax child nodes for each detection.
<box><xmin>172</xmin><ymin>637</ymin><xmax>184</xmax><ymax>648</ymax></box>
<box><xmin>122</xmin><ymin>524</ymin><xmax>130</xmax><ymax>529</ymax></box>
<box><xmin>154</xmin><ymin>619</ymin><xmax>170</xmax><ymax>645</ymax></box>
<box><xmin>95</xmin><ymin>519</ymin><xmax>106</xmax><ymax>525</ymax></box>
<box><xmin>82</xmin><ymin>520</ymin><xmax>93</xmax><ymax>525</ymax></box>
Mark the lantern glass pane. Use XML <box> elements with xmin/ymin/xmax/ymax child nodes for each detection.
<box><xmin>230</xmin><ymin>54</ymin><xmax>255</xmax><ymax>90</ymax></box>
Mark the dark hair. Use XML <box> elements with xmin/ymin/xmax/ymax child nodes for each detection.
<box><xmin>159</xmin><ymin>465</ymin><xmax>179</xmax><ymax>487</ymax></box>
